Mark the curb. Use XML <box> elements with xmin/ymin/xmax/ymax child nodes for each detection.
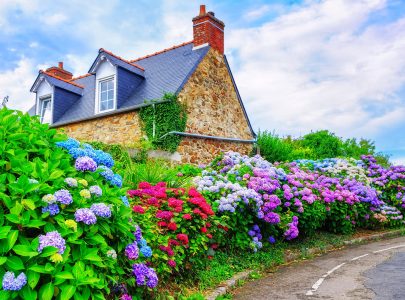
<box><xmin>205</xmin><ymin>229</ymin><xmax>405</xmax><ymax>300</ymax></box>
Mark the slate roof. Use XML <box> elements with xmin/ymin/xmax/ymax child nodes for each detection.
<box><xmin>49</xmin><ymin>42</ymin><xmax>209</xmax><ymax>127</ymax></box>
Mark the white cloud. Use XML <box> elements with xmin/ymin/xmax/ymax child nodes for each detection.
<box><xmin>0</xmin><ymin>58</ymin><xmax>38</xmax><ymax>112</ymax></box>
<box><xmin>42</xmin><ymin>13</ymin><xmax>68</xmax><ymax>26</ymax></box>
<box><xmin>227</xmin><ymin>0</ymin><xmax>405</xmax><ymax>140</ymax></box>
<box><xmin>244</xmin><ymin>5</ymin><xmax>272</xmax><ymax>21</ymax></box>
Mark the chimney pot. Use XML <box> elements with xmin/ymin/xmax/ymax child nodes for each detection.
<box><xmin>58</xmin><ymin>62</ymin><xmax>64</xmax><ymax>69</ymax></box>
<box><xmin>199</xmin><ymin>5</ymin><xmax>206</xmax><ymax>15</ymax></box>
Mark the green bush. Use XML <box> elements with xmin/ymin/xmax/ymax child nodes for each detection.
<box><xmin>0</xmin><ymin>108</ymin><xmax>153</xmax><ymax>299</ymax></box>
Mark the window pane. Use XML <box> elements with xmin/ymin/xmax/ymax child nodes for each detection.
<box><xmin>99</xmin><ymin>78</ymin><xmax>114</xmax><ymax>112</ymax></box>
<box><xmin>40</xmin><ymin>99</ymin><xmax>52</xmax><ymax>124</ymax></box>
<box><xmin>107</xmin><ymin>90</ymin><xmax>114</xmax><ymax>100</ymax></box>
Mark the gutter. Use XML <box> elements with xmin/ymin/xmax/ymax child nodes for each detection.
<box><xmin>159</xmin><ymin>131</ymin><xmax>256</xmax><ymax>144</ymax></box>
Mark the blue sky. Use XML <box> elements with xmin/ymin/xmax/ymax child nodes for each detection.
<box><xmin>1</xmin><ymin>0</ymin><xmax>405</xmax><ymax>163</ymax></box>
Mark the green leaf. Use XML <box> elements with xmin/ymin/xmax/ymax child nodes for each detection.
<box><xmin>0</xmin><ymin>290</ymin><xmax>11</xmax><ymax>300</ymax></box>
<box><xmin>39</xmin><ymin>283</ymin><xmax>54</xmax><ymax>300</ymax></box>
<box><xmin>60</xmin><ymin>285</ymin><xmax>76</xmax><ymax>300</ymax></box>
<box><xmin>0</xmin><ymin>226</ymin><xmax>11</xmax><ymax>239</ymax></box>
<box><xmin>27</xmin><ymin>270</ymin><xmax>40</xmax><ymax>289</ymax></box>
<box><xmin>13</xmin><ymin>245</ymin><xmax>38</xmax><ymax>257</ymax></box>
<box><xmin>72</xmin><ymin>262</ymin><xmax>85</xmax><ymax>280</ymax></box>
<box><xmin>25</xmin><ymin>220</ymin><xmax>46</xmax><ymax>228</ymax></box>
<box><xmin>6</xmin><ymin>256</ymin><xmax>24</xmax><ymax>271</ymax></box>
<box><xmin>0</xmin><ymin>257</ymin><xmax>7</xmax><ymax>265</ymax></box>
<box><xmin>39</xmin><ymin>246</ymin><xmax>58</xmax><ymax>257</ymax></box>
<box><xmin>5</xmin><ymin>214</ymin><xmax>20</xmax><ymax>224</ymax></box>
<box><xmin>55</xmin><ymin>272</ymin><xmax>74</xmax><ymax>280</ymax></box>
<box><xmin>6</xmin><ymin>230</ymin><xmax>19</xmax><ymax>252</ymax></box>
<box><xmin>49</xmin><ymin>170</ymin><xmax>64</xmax><ymax>180</ymax></box>
<box><xmin>21</xmin><ymin>285</ymin><xmax>37</xmax><ymax>300</ymax></box>
<box><xmin>22</xmin><ymin>199</ymin><xmax>36</xmax><ymax>210</ymax></box>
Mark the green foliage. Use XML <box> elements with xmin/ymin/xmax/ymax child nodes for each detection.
<box><xmin>257</xmin><ymin>129</ymin><xmax>389</xmax><ymax>163</ymax></box>
<box><xmin>139</xmin><ymin>94</ymin><xmax>187</xmax><ymax>153</ymax></box>
<box><xmin>0</xmin><ymin>108</ymin><xmax>146</xmax><ymax>299</ymax></box>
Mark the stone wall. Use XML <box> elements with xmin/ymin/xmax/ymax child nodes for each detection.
<box><xmin>57</xmin><ymin>47</ymin><xmax>255</xmax><ymax>163</ymax></box>
<box><xmin>60</xmin><ymin>111</ymin><xmax>143</xmax><ymax>145</ymax></box>
<box><xmin>178</xmin><ymin>137</ymin><xmax>253</xmax><ymax>164</ymax></box>
<box><xmin>178</xmin><ymin>48</ymin><xmax>254</xmax><ymax>140</ymax></box>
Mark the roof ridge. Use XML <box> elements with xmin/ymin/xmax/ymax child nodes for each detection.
<box><xmin>99</xmin><ymin>48</ymin><xmax>145</xmax><ymax>71</ymax></box>
<box><xmin>71</xmin><ymin>73</ymin><xmax>93</xmax><ymax>81</ymax></box>
<box><xmin>40</xmin><ymin>70</ymin><xmax>84</xmax><ymax>88</ymax></box>
<box><xmin>130</xmin><ymin>41</ymin><xmax>193</xmax><ymax>63</ymax></box>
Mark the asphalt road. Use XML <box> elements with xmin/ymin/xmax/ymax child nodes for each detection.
<box><xmin>231</xmin><ymin>236</ymin><xmax>405</xmax><ymax>300</ymax></box>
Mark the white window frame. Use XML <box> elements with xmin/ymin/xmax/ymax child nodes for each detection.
<box><xmin>39</xmin><ymin>94</ymin><xmax>53</xmax><ymax>124</ymax></box>
<box><xmin>96</xmin><ymin>75</ymin><xmax>117</xmax><ymax>114</ymax></box>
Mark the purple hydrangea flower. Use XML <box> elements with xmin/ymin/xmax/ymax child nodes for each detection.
<box><xmin>90</xmin><ymin>203</ymin><xmax>111</xmax><ymax>218</ymax></box>
<box><xmin>38</xmin><ymin>231</ymin><xmax>66</xmax><ymax>254</ymax></box>
<box><xmin>64</xmin><ymin>177</ymin><xmax>78</xmax><ymax>187</ymax></box>
<box><xmin>75</xmin><ymin>208</ymin><xmax>97</xmax><ymax>225</ymax></box>
<box><xmin>2</xmin><ymin>272</ymin><xmax>27</xmax><ymax>291</ymax></box>
<box><xmin>89</xmin><ymin>185</ymin><xmax>102</xmax><ymax>197</ymax></box>
<box><xmin>55</xmin><ymin>189</ymin><xmax>73</xmax><ymax>205</ymax></box>
<box><xmin>121</xmin><ymin>295</ymin><xmax>132</xmax><ymax>300</ymax></box>
<box><xmin>125</xmin><ymin>242</ymin><xmax>139</xmax><ymax>260</ymax></box>
<box><xmin>42</xmin><ymin>204</ymin><xmax>60</xmax><ymax>216</ymax></box>
<box><xmin>268</xmin><ymin>236</ymin><xmax>276</xmax><ymax>244</ymax></box>
<box><xmin>75</xmin><ymin>156</ymin><xmax>97</xmax><ymax>172</ymax></box>
<box><xmin>132</xmin><ymin>263</ymin><xmax>158</xmax><ymax>288</ymax></box>
<box><xmin>134</xmin><ymin>225</ymin><xmax>143</xmax><ymax>242</ymax></box>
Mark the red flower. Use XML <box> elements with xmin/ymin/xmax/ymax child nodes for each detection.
<box><xmin>208</xmin><ymin>255</ymin><xmax>213</xmax><ymax>260</ymax></box>
<box><xmin>200</xmin><ymin>213</ymin><xmax>208</xmax><ymax>220</ymax></box>
<box><xmin>156</xmin><ymin>210</ymin><xmax>174</xmax><ymax>220</ymax></box>
<box><xmin>211</xmin><ymin>243</ymin><xmax>218</xmax><ymax>249</ymax></box>
<box><xmin>206</xmin><ymin>222</ymin><xmax>212</xmax><ymax>228</ymax></box>
<box><xmin>147</xmin><ymin>197</ymin><xmax>159</xmax><ymax>206</ymax></box>
<box><xmin>127</xmin><ymin>190</ymin><xmax>142</xmax><ymax>197</ymax></box>
<box><xmin>167</xmin><ymin>222</ymin><xmax>178</xmax><ymax>231</ymax></box>
<box><xmin>159</xmin><ymin>245</ymin><xmax>167</xmax><ymax>251</ymax></box>
<box><xmin>188</xmin><ymin>188</ymin><xmax>202</xmax><ymax>198</ymax></box>
<box><xmin>168</xmin><ymin>260</ymin><xmax>176</xmax><ymax>268</ymax></box>
<box><xmin>193</xmin><ymin>208</ymin><xmax>201</xmax><ymax>214</ymax></box>
<box><xmin>174</xmin><ymin>206</ymin><xmax>183</xmax><ymax>213</ymax></box>
<box><xmin>182</xmin><ymin>214</ymin><xmax>192</xmax><ymax>220</ymax></box>
<box><xmin>176</xmin><ymin>233</ymin><xmax>189</xmax><ymax>245</ymax></box>
<box><xmin>167</xmin><ymin>248</ymin><xmax>175</xmax><ymax>256</ymax></box>
<box><xmin>206</xmin><ymin>234</ymin><xmax>213</xmax><ymax>239</ymax></box>
<box><xmin>201</xmin><ymin>227</ymin><xmax>207</xmax><ymax>233</ymax></box>
<box><xmin>168</xmin><ymin>198</ymin><xmax>183</xmax><ymax>208</ymax></box>
<box><xmin>157</xmin><ymin>221</ymin><xmax>167</xmax><ymax>227</ymax></box>
<box><xmin>169</xmin><ymin>239</ymin><xmax>180</xmax><ymax>246</ymax></box>
<box><xmin>138</xmin><ymin>182</ymin><xmax>152</xmax><ymax>189</ymax></box>
<box><xmin>132</xmin><ymin>205</ymin><xmax>145</xmax><ymax>214</ymax></box>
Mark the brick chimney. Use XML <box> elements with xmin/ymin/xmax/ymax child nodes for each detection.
<box><xmin>45</xmin><ymin>62</ymin><xmax>73</xmax><ymax>80</ymax></box>
<box><xmin>193</xmin><ymin>5</ymin><xmax>225</xmax><ymax>54</ymax></box>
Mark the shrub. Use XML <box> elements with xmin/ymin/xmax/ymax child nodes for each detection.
<box><xmin>127</xmin><ymin>183</ymin><xmax>216</xmax><ymax>278</ymax></box>
<box><xmin>0</xmin><ymin>109</ymin><xmax>155</xmax><ymax>299</ymax></box>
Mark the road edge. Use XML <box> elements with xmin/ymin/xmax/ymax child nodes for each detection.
<box><xmin>205</xmin><ymin>229</ymin><xmax>405</xmax><ymax>300</ymax></box>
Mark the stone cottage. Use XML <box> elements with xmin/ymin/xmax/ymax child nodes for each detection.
<box><xmin>29</xmin><ymin>5</ymin><xmax>255</xmax><ymax>164</ymax></box>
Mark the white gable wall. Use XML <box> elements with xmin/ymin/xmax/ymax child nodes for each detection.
<box><xmin>35</xmin><ymin>79</ymin><xmax>54</xmax><ymax>117</ymax></box>
<box><xmin>94</xmin><ymin>59</ymin><xmax>117</xmax><ymax>114</ymax></box>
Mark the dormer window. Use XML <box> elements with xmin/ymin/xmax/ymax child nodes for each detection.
<box><xmin>99</xmin><ymin>77</ymin><xmax>115</xmax><ymax>112</ymax></box>
<box><xmin>40</xmin><ymin>96</ymin><xmax>52</xmax><ymax>124</ymax></box>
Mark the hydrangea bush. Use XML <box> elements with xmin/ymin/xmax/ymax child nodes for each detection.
<box><xmin>127</xmin><ymin>182</ymin><xmax>216</xmax><ymax>277</ymax></box>
<box><xmin>0</xmin><ymin>109</ymin><xmax>155</xmax><ymax>299</ymax></box>
<box><xmin>194</xmin><ymin>151</ymin><xmax>405</xmax><ymax>252</ymax></box>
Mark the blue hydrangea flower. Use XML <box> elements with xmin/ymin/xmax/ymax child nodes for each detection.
<box><xmin>111</xmin><ymin>174</ymin><xmax>123</xmax><ymax>187</ymax></box>
<box><xmin>56</xmin><ymin>138</ymin><xmax>80</xmax><ymax>151</ymax></box>
<box><xmin>121</xmin><ymin>196</ymin><xmax>130</xmax><ymax>207</ymax></box>
<box><xmin>140</xmin><ymin>246</ymin><xmax>152</xmax><ymax>258</ymax></box>
<box><xmin>99</xmin><ymin>166</ymin><xmax>114</xmax><ymax>181</ymax></box>
<box><xmin>2</xmin><ymin>271</ymin><xmax>27</xmax><ymax>291</ymax></box>
<box><xmin>42</xmin><ymin>204</ymin><xmax>60</xmax><ymax>216</ymax></box>
<box><xmin>38</xmin><ymin>231</ymin><xmax>66</xmax><ymax>254</ymax></box>
<box><xmin>93</xmin><ymin>150</ymin><xmax>114</xmax><ymax>168</ymax></box>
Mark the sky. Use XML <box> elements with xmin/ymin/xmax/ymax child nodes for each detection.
<box><xmin>1</xmin><ymin>0</ymin><xmax>405</xmax><ymax>163</ymax></box>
